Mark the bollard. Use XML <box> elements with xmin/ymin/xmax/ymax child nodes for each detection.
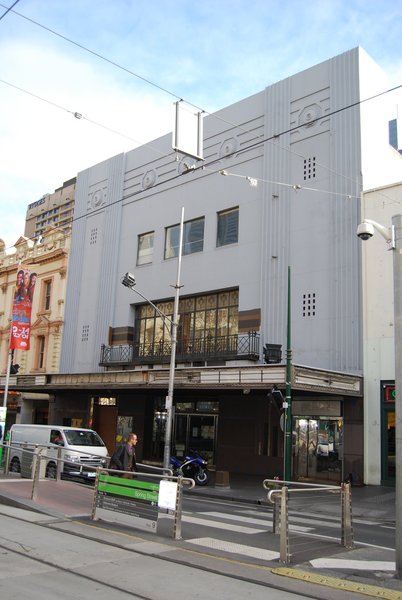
<box><xmin>279</xmin><ymin>486</ymin><xmax>290</xmax><ymax>563</ymax></box>
<box><xmin>341</xmin><ymin>482</ymin><xmax>354</xmax><ymax>548</ymax></box>
<box><xmin>215</xmin><ymin>470</ymin><xmax>230</xmax><ymax>488</ymax></box>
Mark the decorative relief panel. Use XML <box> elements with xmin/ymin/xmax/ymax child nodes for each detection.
<box><xmin>87</xmin><ymin>187</ymin><xmax>107</xmax><ymax>211</ymax></box>
<box><xmin>142</xmin><ymin>169</ymin><xmax>157</xmax><ymax>190</ymax></box>
<box><xmin>290</xmin><ymin>89</ymin><xmax>330</xmax><ymax>143</ymax></box>
<box><xmin>298</xmin><ymin>104</ymin><xmax>322</xmax><ymax>128</ymax></box>
<box><xmin>219</xmin><ymin>137</ymin><xmax>239</xmax><ymax>159</ymax></box>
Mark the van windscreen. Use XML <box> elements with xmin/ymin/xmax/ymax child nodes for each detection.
<box><xmin>63</xmin><ymin>430</ymin><xmax>104</xmax><ymax>447</ymax></box>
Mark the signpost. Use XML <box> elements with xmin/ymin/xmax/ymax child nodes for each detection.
<box><xmin>94</xmin><ymin>472</ymin><xmax>161</xmax><ymax>532</ymax></box>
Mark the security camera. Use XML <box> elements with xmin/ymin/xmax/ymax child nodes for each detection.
<box><xmin>356</xmin><ymin>222</ymin><xmax>375</xmax><ymax>241</ymax></box>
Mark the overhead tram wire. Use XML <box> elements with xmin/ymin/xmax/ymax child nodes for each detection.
<box><xmin>3</xmin><ymin>3</ymin><xmax>401</xmax><ymax>201</ymax></box>
<box><xmin>0</xmin><ymin>78</ymin><xmax>172</xmax><ymax>158</ymax></box>
<box><xmin>0</xmin><ymin>0</ymin><xmax>19</xmax><ymax>21</ymax></box>
<box><xmin>1</xmin><ymin>77</ymin><xmax>401</xmax><ymax>255</ymax></box>
<box><xmin>1</xmin><ymin>69</ymin><xmax>400</xmax><ymax>191</ymax></box>
<box><xmin>0</xmin><ymin>3</ymin><xmax>265</xmax><ymax>143</ymax></box>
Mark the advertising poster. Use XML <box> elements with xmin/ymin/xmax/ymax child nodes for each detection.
<box><xmin>9</xmin><ymin>268</ymin><xmax>37</xmax><ymax>351</ymax></box>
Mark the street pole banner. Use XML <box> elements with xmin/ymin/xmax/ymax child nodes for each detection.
<box><xmin>9</xmin><ymin>268</ymin><xmax>37</xmax><ymax>351</ymax></box>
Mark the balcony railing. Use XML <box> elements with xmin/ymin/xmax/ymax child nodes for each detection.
<box><xmin>100</xmin><ymin>332</ymin><xmax>260</xmax><ymax>367</ymax></box>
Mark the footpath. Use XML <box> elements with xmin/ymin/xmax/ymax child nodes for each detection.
<box><xmin>0</xmin><ymin>470</ymin><xmax>400</xmax><ymax>599</ymax></box>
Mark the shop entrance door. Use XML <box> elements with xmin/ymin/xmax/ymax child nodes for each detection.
<box><xmin>173</xmin><ymin>414</ymin><xmax>217</xmax><ymax>465</ymax></box>
<box><xmin>293</xmin><ymin>418</ymin><xmax>343</xmax><ymax>482</ymax></box>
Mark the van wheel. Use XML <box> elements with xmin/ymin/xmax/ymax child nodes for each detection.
<box><xmin>10</xmin><ymin>457</ymin><xmax>21</xmax><ymax>473</ymax></box>
<box><xmin>46</xmin><ymin>463</ymin><xmax>57</xmax><ymax>479</ymax></box>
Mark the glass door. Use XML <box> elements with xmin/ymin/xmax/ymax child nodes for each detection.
<box><xmin>293</xmin><ymin>418</ymin><xmax>343</xmax><ymax>481</ymax></box>
<box><xmin>173</xmin><ymin>413</ymin><xmax>217</xmax><ymax>465</ymax></box>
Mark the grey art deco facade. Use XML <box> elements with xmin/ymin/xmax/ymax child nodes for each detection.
<box><xmin>11</xmin><ymin>47</ymin><xmax>400</xmax><ymax>482</ymax></box>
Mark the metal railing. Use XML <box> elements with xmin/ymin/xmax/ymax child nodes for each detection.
<box><xmin>1</xmin><ymin>442</ymin><xmax>192</xmax><ymax>540</ymax></box>
<box><xmin>263</xmin><ymin>478</ymin><xmax>354</xmax><ymax>564</ymax></box>
<box><xmin>100</xmin><ymin>332</ymin><xmax>260</xmax><ymax>366</ymax></box>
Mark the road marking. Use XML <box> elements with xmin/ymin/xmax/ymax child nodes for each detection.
<box><xmin>241</xmin><ymin>508</ymin><xmax>342</xmax><ymax>528</ymax></box>
<box><xmin>310</xmin><ymin>558</ymin><xmax>395</xmax><ymax>571</ymax></box>
<box><xmin>242</xmin><ymin>508</ymin><xmax>383</xmax><ymax>527</ymax></box>
<box><xmin>187</xmin><ymin>537</ymin><xmax>280</xmax><ymax>561</ymax></box>
<box><xmin>182</xmin><ymin>515</ymin><xmax>265</xmax><ymax>534</ymax></box>
<box><xmin>272</xmin><ymin>567</ymin><xmax>402</xmax><ymax>600</ymax></box>
<box><xmin>201</xmin><ymin>510</ymin><xmax>273</xmax><ymax>526</ymax></box>
<box><xmin>190</xmin><ymin>511</ymin><xmax>312</xmax><ymax>533</ymax></box>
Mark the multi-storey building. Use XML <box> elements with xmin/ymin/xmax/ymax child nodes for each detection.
<box><xmin>4</xmin><ymin>48</ymin><xmax>401</xmax><ymax>482</ymax></box>
<box><xmin>0</xmin><ymin>227</ymin><xmax>70</xmax><ymax>429</ymax></box>
<box><xmin>361</xmin><ymin>181</ymin><xmax>402</xmax><ymax>485</ymax></box>
<box><xmin>24</xmin><ymin>178</ymin><xmax>76</xmax><ymax>241</ymax></box>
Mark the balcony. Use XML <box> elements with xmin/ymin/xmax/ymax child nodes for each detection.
<box><xmin>99</xmin><ymin>332</ymin><xmax>260</xmax><ymax>367</ymax></box>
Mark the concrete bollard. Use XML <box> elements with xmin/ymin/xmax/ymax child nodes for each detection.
<box><xmin>215</xmin><ymin>470</ymin><xmax>230</xmax><ymax>488</ymax></box>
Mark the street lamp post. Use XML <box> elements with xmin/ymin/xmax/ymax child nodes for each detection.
<box><xmin>392</xmin><ymin>215</ymin><xmax>402</xmax><ymax>579</ymax></box>
<box><xmin>357</xmin><ymin>214</ymin><xmax>402</xmax><ymax>577</ymax></box>
<box><xmin>284</xmin><ymin>266</ymin><xmax>292</xmax><ymax>481</ymax></box>
<box><xmin>121</xmin><ymin>207</ymin><xmax>184</xmax><ymax>472</ymax></box>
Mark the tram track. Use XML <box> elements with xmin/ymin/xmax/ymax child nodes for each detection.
<box><xmin>0</xmin><ymin>510</ymin><xmax>327</xmax><ymax>600</ymax></box>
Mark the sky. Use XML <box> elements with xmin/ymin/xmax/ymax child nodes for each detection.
<box><xmin>0</xmin><ymin>0</ymin><xmax>401</xmax><ymax>250</ymax></box>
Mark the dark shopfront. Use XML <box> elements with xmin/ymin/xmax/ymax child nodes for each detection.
<box><xmin>7</xmin><ymin>365</ymin><xmax>363</xmax><ymax>481</ymax></box>
<box><xmin>91</xmin><ymin>389</ymin><xmax>286</xmax><ymax>476</ymax></box>
<box><xmin>89</xmin><ymin>388</ymin><xmax>363</xmax><ymax>482</ymax></box>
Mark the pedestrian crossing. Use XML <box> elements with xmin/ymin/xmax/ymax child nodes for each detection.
<box><xmin>182</xmin><ymin>508</ymin><xmax>319</xmax><ymax>536</ymax></box>
<box><xmin>181</xmin><ymin>506</ymin><xmax>327</xmax><ymax>563</ymax></box>
<box><xmin>180</xmin><ymin>505</ymin><xmax>392</xmax><ymax>570</ymax></box>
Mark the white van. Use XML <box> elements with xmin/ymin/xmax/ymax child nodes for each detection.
<box><xmin>8</xmin><ymin>424</ymin><xmax>109</xmax><ymax>481</ymax></box>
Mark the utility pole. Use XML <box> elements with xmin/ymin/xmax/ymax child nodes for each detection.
<box><xmin>284</xmin><ymin>266</ymin><xmax>292</xmax><ymax>480</ymax></box>
<box><xmin>163</xmin><ymin>207</ymin><xmax>184</xmax><ymax>471</ymax></box>
<box><xmin>392</xmin><ymin>214</ymin><xmax>402</xmax><ymax>578</ymax></box>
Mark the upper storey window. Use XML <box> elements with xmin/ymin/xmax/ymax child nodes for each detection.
<box><xmin>217</xmin><ymin>207</ymin><xmax>239</xmax><ymax>247</ymax></box>
<box><xmin>165</xmin><ymin>217</ymin><xmax>204</xmax><ymax>259</ymax></box>
<box><xmin>137</xmin><ymin>232</ymin><xmax>154</xmax><ymax>265</ymax></box>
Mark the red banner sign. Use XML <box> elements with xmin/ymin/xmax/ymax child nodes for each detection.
<box><xmin>9</xmin><ymin>268</ymin><xmax>37</xmax><ymax>351</ymax></box>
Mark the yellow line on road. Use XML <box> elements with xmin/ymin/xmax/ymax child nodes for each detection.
<box><xmin>272</xmin><ymin>567</ymin><xmax>402</xmax><ymax>599</ymax></box>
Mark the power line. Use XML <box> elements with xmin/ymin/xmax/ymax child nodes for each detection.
<box><xmin>0</xmin><ymin>3</ymin><xmax>268</xmax><ymax>145</ymax></box>
<box><xmin>0</xmin><ymin>3</ymin><xmax>192</xmax><ymax>106</ymax></box>
<box><xmin>3</xmin><ymin>2</ymin><xmax>401</xmax><ymax>198</ymax></box>
<box><xmin>0</xmin><ymin>0</ymin><xmax>19</xmax><ymax>21</ymax></box>
<box><xmin>1</xmin><ymin>5</ymin><xmax>401</xmax><ymax>246</ymax></box>
<box><xmin>0</xmin><ymin>78</ymin><xmax>172</xmax><ymax>157</ymax></box>
<box><xmin>2</xmin><ymin>79</ymin><xmax>401</xmax><ymax>254</ymax></box>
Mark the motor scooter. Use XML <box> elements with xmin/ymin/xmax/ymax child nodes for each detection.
<box><xmin>170</xmin><ymin>451</ymin><xmax>210</xmax><ymax>485</ymax></box>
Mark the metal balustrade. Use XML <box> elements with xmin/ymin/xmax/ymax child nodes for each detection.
<box><xmin>100</xmin><ymin>332</ymin><xmax>260</xmax><ymax>366</ymax></box>
<box><xmin>263</xmin><ymin>478</ymin><xmax>354</xmax><ymax>564</ymax></box>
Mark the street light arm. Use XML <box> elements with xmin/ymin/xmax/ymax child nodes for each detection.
<box><xmin>121</xmin><ymin>273</ymin><xmax>174</xmax><ymax>330</ymax></box>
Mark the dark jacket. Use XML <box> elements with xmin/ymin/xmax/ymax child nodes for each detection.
<box><xmin>110</xmin><ymin>443</ymin><xmax>137</xmax><ymax>473</ymax></box>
